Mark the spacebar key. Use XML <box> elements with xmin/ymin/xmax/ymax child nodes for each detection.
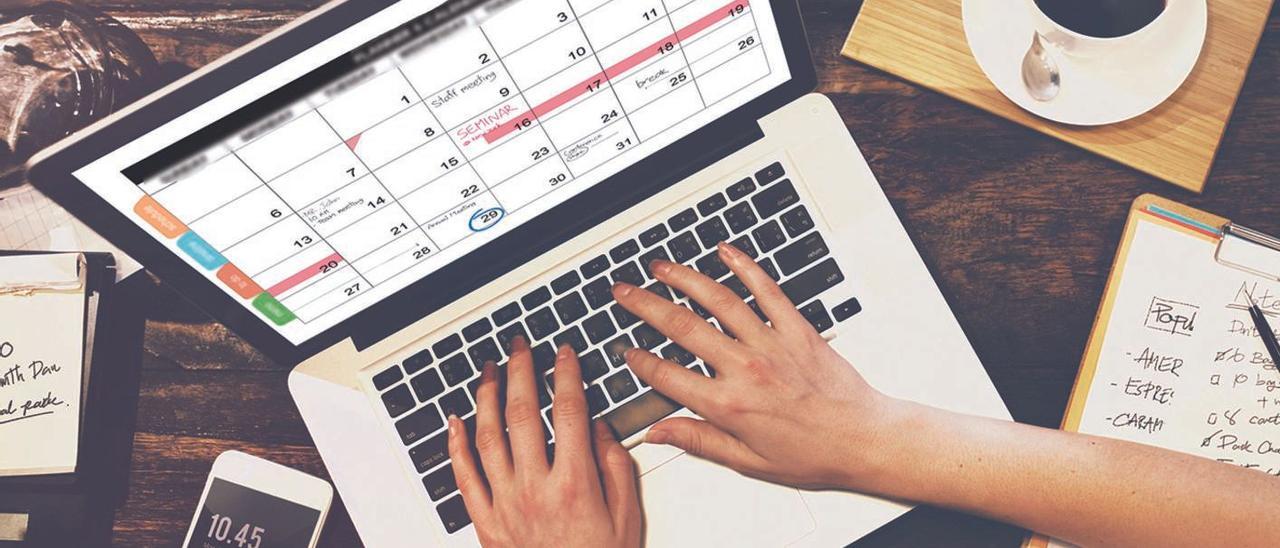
<box><xmin>781</xmin><ymin>258</ymin><xmax>845</xmax><ymax>306</ymax></box>
<box><xmin>602</xmin><ymin>390</ymin><xmax>682</xmax><ymax>441</ymax></box>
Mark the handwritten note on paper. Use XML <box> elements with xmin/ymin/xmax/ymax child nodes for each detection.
<box><xmin>0</xmin><ymin>254</ymin><xmax>86</xmax><ymax>476</ymax></box>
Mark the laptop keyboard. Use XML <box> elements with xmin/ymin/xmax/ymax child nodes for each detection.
<box><xmin>367</xmin><ymin>161</ymin><xmax>863</xmax><ymax>534</ymax></box>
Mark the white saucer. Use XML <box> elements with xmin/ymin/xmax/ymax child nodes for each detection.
<box><xmin>962</xmin><ymin>0</ymin><xmax>1207</xmax><ymax>126</ymax></box>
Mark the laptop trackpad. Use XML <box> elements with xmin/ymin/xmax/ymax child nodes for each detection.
<box><xmin>637</xmin><ymin>452</ymin><xmax>816</xmax><ymax>546</ymax></box>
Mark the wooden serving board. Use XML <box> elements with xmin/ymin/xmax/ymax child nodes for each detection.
<box><xmin>841</xmin><ymin>0</ymin><xmax>1273</xmax><ymax>193</ymax></box>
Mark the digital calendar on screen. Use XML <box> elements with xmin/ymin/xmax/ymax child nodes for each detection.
<box><xmin>76</xmin><ymin>0</ymin><xmax>791</xmax><ymax>343</ymax></box>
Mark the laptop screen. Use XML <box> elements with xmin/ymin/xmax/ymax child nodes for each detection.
<box><xmin>74</xmin><ymin>0</ymin><xmax>792</xmax><ymax>344</ymax></box>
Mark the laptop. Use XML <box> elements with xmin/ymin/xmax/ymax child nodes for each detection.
<box><xmin>27</xmin><ymin>0</ymin><xmax>1012</xmax><ymax>545</ymax></box>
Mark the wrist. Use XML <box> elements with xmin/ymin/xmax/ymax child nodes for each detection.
<box><xmin>832</xmin><ymin>394</ymin><xmax>945</xmax><ymax>497</ymax></box>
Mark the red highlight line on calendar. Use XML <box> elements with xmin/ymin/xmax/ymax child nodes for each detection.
<box><xmin>267</xmin><ymin>252</ymin><xmax>345</xmax><ymax>297</ymax></box>
<box><xmin>483</xmin><ymin>0</ymin><xmax>749</xmax><ymax>145</ymax></box>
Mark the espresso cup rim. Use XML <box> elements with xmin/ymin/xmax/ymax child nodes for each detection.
<box><xmin>1026</xmin><ymin>0</ymin><xmax>1173</xmax><ymax>43</ymax></box>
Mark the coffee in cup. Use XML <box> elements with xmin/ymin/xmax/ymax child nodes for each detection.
<box><xmin>1032</xmin><ymin>0</ymin><xmax>1168</xmax><ymax>39</ymax></box>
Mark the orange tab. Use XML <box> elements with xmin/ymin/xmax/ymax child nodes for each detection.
<box><xmin>217</xmin><ymin>264</ymin><xmax>264</xmax><ymax>299</ymax></box>
<box><xmin>133</xmin><ymin>195</ymin><xmax>187</xmax><ymax>239</ymax></box>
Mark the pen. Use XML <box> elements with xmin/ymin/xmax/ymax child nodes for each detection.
<box><xmin>1246</xmin><ymin>296</ymin><xmax>1280</xmax><ymax>373</ymax></box>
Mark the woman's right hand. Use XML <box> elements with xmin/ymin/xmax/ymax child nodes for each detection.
<box><xmin>612</xmin><ymin>242</ymin><xmax>918</xmax><ymax>493</ymax></box>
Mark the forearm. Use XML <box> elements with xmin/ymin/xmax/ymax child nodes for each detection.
<box><xmin>863</xmin><ymin>400</ymin><xmax>1280</xmax><ymax>547</ymax></box>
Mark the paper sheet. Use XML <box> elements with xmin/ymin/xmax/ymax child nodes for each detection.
<box><xmin>0</xmin><ymin>183</ymin><xmax>141</xmax><ymax>280</ymax></box>
<box><xmin>0</xmin><ymin>254</ymin><xmax>86</xmax><ymax>476</ymax></box>
<box><xmin>1043</xmin><ymin>218</ymin><xmax>1280</xmax><ymax>548</ymax></box>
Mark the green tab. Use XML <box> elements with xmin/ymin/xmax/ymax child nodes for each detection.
<box><xmin>253</xmin><ymin>293</ymin><xmax>296</xmax><ymax>326</ymax></box>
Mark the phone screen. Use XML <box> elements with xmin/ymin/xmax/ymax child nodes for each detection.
<box><xmin>187</xmin><ymin>478</ymin><xmax>322</xmax><ymax>548</ymax></box>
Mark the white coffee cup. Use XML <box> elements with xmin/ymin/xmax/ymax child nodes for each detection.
<box><xmin>1024</xmin><ymin>0</ymin><xmax>1177</xmax><ymax>59</ymax></box>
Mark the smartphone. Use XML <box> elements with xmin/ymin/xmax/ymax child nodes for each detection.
<box><xmin>183</xmin><ymin>451</ymin><xmax>334</xmax><ymax>548</ymax></box>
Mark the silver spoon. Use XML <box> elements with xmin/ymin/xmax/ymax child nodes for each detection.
<box><xmin>1021</xmin><ymin>32</ymin><xmax>1061</xmax><ymax>101</ymax></box>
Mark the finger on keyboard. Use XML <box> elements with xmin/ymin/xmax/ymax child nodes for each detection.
<box><xmin>472</xmin><ymin>362</ymin><xmax>512</xmax><ymax>483</ymax></box>
<box><xmin>504</xmin><ymin>338</ymin><xmax>548</xmax><ymax>473</ymax></box>
<box><xmin>650</xmin><ymin>258</ymin><xmax>771</xmax><ymax>343</ymax></box>
<box><xmin>550</xmin><ymin>345</ymin><xmax>592</xmax><ymax>465</ymax></box>
<box><xmin>622</xmin><ymin>347</ymin><xmax>718</xmax><ymax>420</ymax></box>
<box><xmin>610</xmin><ymin>281</ymin><xmax>748</xmax><ymax>369</ymax></box>
<box><xmin>718</xmin><ymin>242</ymin><xmax>810</xmax><ymax>334</ymax></box>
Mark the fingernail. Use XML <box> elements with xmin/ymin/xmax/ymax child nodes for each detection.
<box><xmin>646</xmin><ymin>429</ymin><xmax>670</xmax><ymax>445</ymax></box>
<box><xmin>613</xmin><ymin>283</ymin><xmax>635</xmax><ymax>297</ymax></box>
<box><xmin>624</xmin><ymin>348</ymin><xmax>640</xmax><ymax>362</ymax></box>
<box><xmin>447</xmin><ymin>416</ymin><xmax>460</xmax><ymax>437</ymax></box>
<box><xmin>557</xmin><ymin>343</ymin><xmax>574</xmax><ymax>358</ymax></box>
<box><xmin>651</xmin><ymin>260</ymin><xmax>673</xmax><ymax>276</ymax></box>
<box><xmin>718</xmin><ymin>242</ymin><xmax>743</xmax><ymax>262</ymax></box>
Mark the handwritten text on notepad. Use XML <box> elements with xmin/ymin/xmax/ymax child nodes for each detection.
<box><xmin>0</xmin><ymin>341</ymin><xmax>71</xmax><ymax>427</ymax></box>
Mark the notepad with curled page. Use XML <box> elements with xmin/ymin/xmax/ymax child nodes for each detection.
<box><xmin>1026</xmin><ymin>195</ymin><xmax>1280</xmax><ymax>548</ymax></box>
<box><xmin>0</xmin><ymin>253</ymin><xmax>88</xmax><ymax>477</ymax></box>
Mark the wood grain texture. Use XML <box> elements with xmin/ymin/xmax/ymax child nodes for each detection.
<box><xmin>842</xmin><ymin>0</ymin><xmax>1274</xmax><ymax>192</ymax></box>
<box><xmin>84</xmin><ymin>0</ymin><xmax>1280</xmax><ymax>546</ymax></box>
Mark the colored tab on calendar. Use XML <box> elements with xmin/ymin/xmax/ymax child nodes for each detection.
<box><xmin>217</xmin><ymin>264</ymin><xmax>265</xmax><ymax>299</ymax></box>
<box><xmin>177</xmin><ymin>232</ymin><xmax>228</xmax><ymax>270</ymax></box>
<box><xmin>134</xmin><ymin>195</ymin><xmax>187</xmax><ymax>238</ymax></box>
<box><xmin>253</xmin><ymin>293</ymin><xmax>297</xmax><ymax>326</ymax></box>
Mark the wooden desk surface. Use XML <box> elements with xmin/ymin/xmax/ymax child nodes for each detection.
<box><xmin>83</xmin><ymin>1</ymin><xmax>1280</xmax><ymax>546</ymax></box>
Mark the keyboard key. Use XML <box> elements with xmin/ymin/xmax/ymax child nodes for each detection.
<box><xmin>440</xmin><ymin>354</ymin><xmax>474</xmax><ymax>386</ymax></box>
<box><xmin>640</xmin><ymin>224</ymin><xmax>670</xmax><ymax>247</ymax></box>
<box><xmin>726</xmin><ymin>178</ymin><xmax>756</xmax><ymax>201</ymax></box>
<box><xmin>395</xmin><ymin>403</ymin><xmax>443</xmax><ymax>445</ymax></box>
<box><xmin>492</xmin><ymin>302</ymin><xmax>522</xmax><ymax>326</ymax></box>
<box><xmin>610</xmin><ymin>262</ymin><xmax>645</xmax><ymax>287</ymax></box>
<box><xmin>603</xmin><ymin>369</ymin><xmax>639</xmax><ymax>403</ymax></box>
<box><xmin>462</xmin><ymin>318</ymin><xmax>492</xmax><ymax>343</ymax></box>
<box><xmin>468</xmin><ymin>338</ymin><xmax>502</xmax><ymax>369</ymax></box>
<box><xmin>532</xmin><ymin>343</ymin><xmax>557</xmax><ymax>373</ymax></box>
<box><xmin>695</xmin><ymin>218</ymin><xmax>730</xmax><ymax>249</ymax></box>
<box><xmin>604</xmin><ymin>334</ymin><xmax>636</xmax><ymax>366</ymax></box>
<box><xmin>403</xmin><ymin>350</ymin><xmax>434</xmax><ymax>375</ymax></box>
<box><xmin>781</xmin><ymin>206</ymin><xmax>815</xmax><ymax>238</ymax></box>
<box><xmin>439</xmin><ymin>387</ymin><xmax>474</xmax><ymax>418</ymax></box>
<box><xmin>551</xmin><ymin>271</ymin><xmax>581</xmax><ymax>295</ymax></box>
<box><xmin>610</xmin><ymin>240</ymin><xmax>641</xmax><ymax>263</ymax></box>
<box><xmin>833</xmin><ymin>298</ymin><xmax>863</xmax><ymax>322</ymax></box>
<box><xmin>729</xmin><ymin>235</ymin><xmax>758</xmax><ymax>259</ymax></box>
<box><xmin>799</xmin><ymin>300</ymin><xmax>834</xmax><ymax>333</ymax></box>
<box><xmin>582</xmin><ymin>277</ymin><xmax>614</xmax><ymax>309</ymax></box>
<box><xmin>611</xmin><ymin>302</ymin><xmax>640</xmax><ymax>329</ymax></box>
<box><xmin>632</xmin><ymin>323</ymin><xmax>667</xmax><ymax>350</ymax></box>
<box><xmin>553</xmin><ymin>293</ymin><xmax>589</xmax><ymax>324</ymax></box>
<box><xmin>776</xmin><ymin>232</ymin><xmax>831</xmax><ymax>276</ymax></box>
<box><xmin>496</xmin><ymin>322</ymin><xmax>529</xmax><ymax>354</ymax></box>
<box><xmin>760</xmin><ymin>258</ymin><xmax>781</xmax><ymax>281</ymax></box>
<box><xmin>645</xmin><ymin>282</ymin><xmax>674</xmax><ymax>301</ymax></box>
<box><xmin>432</xmin><ymin>335</ymin><xmax>463</xmax><ymax>359</ymax></box>
<box><xmin>756</xmin><ymin>162</ymin><xmax>786</xmax><ymax>185</ymax></box>
<box><xmin>522</xmin><ymin>287</ymin><xmax>552</xmax><ymax>310</ymax></box>
<box><xmin>583</xmin><ymin>311</ymin><xmax>618</xmax><ymax>345</ymax></box>
<box><xmin>639</xmin><ymin>246</ymin><xmax>670</xmax><ymax>278</ymax></box>
<box><xmin>553</xmin><ymin>326</ymin><xmax>589</xmax><ymax>354</ymax></box>
<box><xmin>586</xmin><ymin>384</ymin><xmax>610</xmax><ymax>416</ymax></box>
<box><xmin>437</xmin><ymin>494</ymin><xmax>471</xmax><ymax>534</ymax></box>
<box><xmin>661</xmin><ymin>344</ymin><xmax>696</xmax><ymax>366</ymax></box>
<box><xmin>722</xmin><ymin>276</ymin><xmax>750</xmax><ymax>299</ymax></box>
<box><xmin>753</xmin><ymin>221</ymin><xmax>787</xmax><ymax>253</ymax></box>
<box><xmin>669</xmin><ymin>208</ymin><xmax>699</xmax><ymax>232</ymax></box>
<box><xmin>411</xmin><ymin>369</ymin><xmax>446</xmax><ymax>402</ymax></box>
<box><xmin>424</xmin><ymin>465</ymin><xmax>458</xmax><ymax>502</ymax></box>
<box><xmin>581</xmin><ymin>255</ymin><xmax>611</xmax><ymax>279</ymax></box>
<box><xmin>668</xmin><ymin>232</ymin><xmax>701</xmax><ymax>263</ymax></box>
<box><xmin>724</xmin><ymin>202</ymin><xmax>759</xmax><ymax>234</ymax></box>
<box><xmin>372</xmin><ymin>366</ymin><xmax>403</xmax><ymax>391</ymax></box>
<box><xmin>381</xmin><ymin>384</ymin><xmax>415</xmax><ymax>418</ymax></box>
<box><xmin>697</xmin><ymin>193</ymin><xmax>728</xmax><ymax>216</ymax></box>
<box><xmin>409</xmin><ymin>432</ymin><xmax>449</xmax><ymax>473</ymax></box>
<box><xmin>781</xmin><ymin>259</ymin><xmax>845</xmax><ymax>306</ymax></box>
<box><xmin>580</xmin><ymin>350</ymin><xmax>612</xmax><ymax>383</ymax></box>
<box><xmin>695</xmin><ymin>252</ymin><xmax>730</xmax><ymax>279</ymax></box>
<box><xmin>527</xmin><ymin>307</ymin><xmax>560</xmax><ymax>340</ymax></box>
<box><xmin>753</xmin><ymin>180</ymin><xmax>800</xmax><ymax>219</ymax></box>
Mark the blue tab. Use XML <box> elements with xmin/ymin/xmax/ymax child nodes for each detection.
<box><xmin>177</xmin><ymin>232</ymin><xmax>227</xmax><ymax>270</ymax></box>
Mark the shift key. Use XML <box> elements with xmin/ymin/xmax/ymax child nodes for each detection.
<box><xmin>775</xmin><ymin>232</ymin><xmax>830</xmax><ymax>276</ymax></box>
<box><xmin>781</xmin><ymin>258</ymin><xmax>845</xmax><ymax>306</ymax></box>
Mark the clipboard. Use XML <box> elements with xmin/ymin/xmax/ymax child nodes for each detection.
<box><xmin>1025</xmin><ymin>195</ymin><xmax>1280</xmax><ymax>548</ymax></box>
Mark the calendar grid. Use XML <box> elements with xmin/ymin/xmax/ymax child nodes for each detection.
<box><xmin>660</xmin><ymin>0</ymin><xmax>709</xmax><ymax>108</ymax></box>
<box><xmin>566</xmin><ymin>1</ymin><xmax>642</xmax><ymax>143</ymax></box>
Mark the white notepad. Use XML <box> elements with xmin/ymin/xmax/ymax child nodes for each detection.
<box><xmin>0</xmin><ymin>253</ymin><xmax>87</xmax><ymax>477</ymax></box>
<box><xmin>1029</xmin><ymin>196</ymin><xmax>1280</xmax><ymax>548</ymax></box>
